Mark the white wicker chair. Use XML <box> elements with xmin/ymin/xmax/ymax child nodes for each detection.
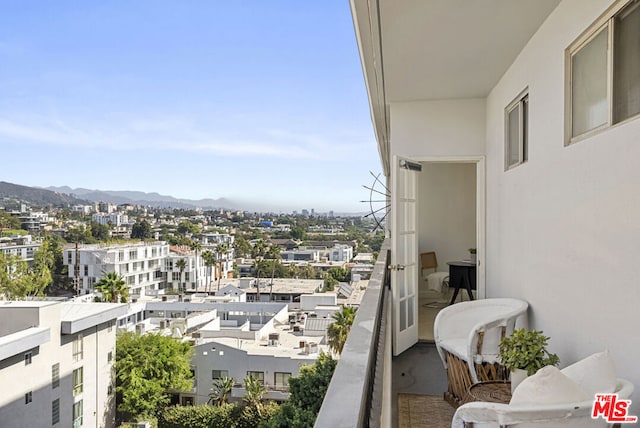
<box><xmin>451</xmin><ymin>378</ymin><xmax>634</xmax><ymax>428</ymax></box>
<box><xmin>434</xmin><ymin>298</ymin><xmax>529</xmax><ymax>406</ymax></box>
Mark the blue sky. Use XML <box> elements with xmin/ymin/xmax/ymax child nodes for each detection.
<box><xmin>0</xmin><ymin>1</ymin><xmax>379</xmax><ymax>213</ymax></box>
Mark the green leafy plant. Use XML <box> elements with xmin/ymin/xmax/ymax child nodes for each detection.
<box><xmin>468</xmin><ymin>248</ymin><xmax>477</xmax><ymax>254</ymax></box>
<box><xmin>499</xmin><ymin>328</ymin><xmax>560</xmax><ymax>376</ymax></box>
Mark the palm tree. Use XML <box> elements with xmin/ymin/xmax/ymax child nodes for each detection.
<box><xmin>190</xmin><ymin>240</ymin><xmax>202</xmax><ymax>290</ymax></box>
<box><xmin>176</xmin><ymin>258</ymin><xmax>187</xmax><ymax>294</ymax></box>
<box><xmin>252</xmin><ymin>239</ymin><xmax>267</xmax><ymax>301</ymax></box>
<box><xmin>327</xmin><ymin>306</ymin><xmax>358</xmax><ymax>355</ymax></box>
<box><xmin>208</xmin><ymin>376</ymin><xmax>234</xmax><ymax>405</ymax></box>
<box><xmin>243</xmin><ymin>375</ymin><xmax>266</xmax><ymax>416</ymax></box>
<box><xmin>201</xmin><ymin>250</ymin><xmax>216</xmax><ymax>294</ymax></box>
<box><xmin>95</xmin><ymin>272</ymin><xmax>129</xmax><ymax>303</ymax></box>
<box><xmin>215</xmin><ymin>242</ymin><xmax>229</xmax><ymax>292</ymax></box>
<box><xmin>266</xmin><ymin>244</ymin><xmax>281</xmax><ymax>301</ymax></box>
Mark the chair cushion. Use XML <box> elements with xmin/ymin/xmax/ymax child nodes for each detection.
<box><xmin>510</xmin><ymin>366</ymin><xmax>590</xmax><ymax>405</ymax></box>
<box><xmin>561</xmin><ymin>350</ymin><xmax>616</xmax><ymax>396</ymax></box>
<box><xmin>439</xmin><ymin>338</ymin><xmax>468</xmax><ymax>361</ymax></box>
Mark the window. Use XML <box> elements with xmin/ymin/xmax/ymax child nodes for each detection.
<box><xmin>567</xmin><ymin>0</ymin><xmax>640</xmax><ymax>141</ymax></box>
<box><xmin>83</xmin><ymin>265</ymin><xmax>88</xmax><ymax>276</ymax></box>
<box><xmin>52</xmin><ymin>363</ymin><xmax>60</xmax><ymax>388</ymax></box>
<box><xmin>172</xmin><ymin>272</ymin><xmax>180</xmax><ymax>281</ymax></box>
<box><xmin>274</xmin><ymin>372</ymin><xmax>291</xmax><ymax>391</ymax></box>
<box><xmin>212</xmin><ymin>369</ymin><xmax>229</xmax><ymax>380</ymax></box>
<box><xmin>73</xmin><ymin>367</ymin><xmax>83</xmax><ymax>396</ymax></box>
<box><xmin>24</xmin><ymin>351</ymin><xmax>32</xmax><ymax>365</ymax></box>
<box><xmin>52</xmin><ymin>398</ymin><xmax>60</xmax><ymax>425</ymax></box>
<box><xmin>73</xmin><ymin>334</ymin><xmax>83</xmax><ymax>361</ymax></box>
<box><xmin>246</xmin><ymin>371</ymin><xmax>264</xmax><ymax>384</ymax></box>
<box><xmin>107</xmin><ymin>351</ymin><xmax>113</xmax><ymax>362</ymax></box>
<box><xmin>72</xmin><ymin>400</ymin><xmax>83</xmax><ymax>428</ymax></box>
<box><xmin>505</xmin><ymin>90</ymin><xmax>528</xmax><ymax>170</ymax></box>
<box><xmin>25</xmin><ymin>392</ymin><xmax>32</xmax><ymax>404</ymax></box>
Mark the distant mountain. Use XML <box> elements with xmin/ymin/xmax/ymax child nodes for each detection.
<box><xmin>0</xmin><ymin>181</ymin><xmax>88</xmax><ymax>206</ymax></box>
<box><xmin>46</xmin><ymin>186</ymin><xmax>238</xmax><ymax>210</ymax></box>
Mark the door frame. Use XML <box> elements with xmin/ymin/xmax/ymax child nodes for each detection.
<box><xmin>411</xmin><ymin>155</ymin><xmax>486</xmax><ymax>300</ymax></box>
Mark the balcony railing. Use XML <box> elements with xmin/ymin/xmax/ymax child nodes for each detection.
<box><xmin>315</xmin><ymin>240</ymin><xmax>391</xmax><ymax>428</ymax></box>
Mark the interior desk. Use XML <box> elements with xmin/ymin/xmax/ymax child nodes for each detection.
<box><xmin>447</xmin><ymin>261</ymin><xmax>476</xmax><ymax>305</ymax></box>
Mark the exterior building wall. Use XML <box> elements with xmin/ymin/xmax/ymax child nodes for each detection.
<box><xmin>63</xmin><ymin>242</ymin><xmax>169</xmax><ymax>297</ymax></box>
<box><xmin>0</xmin><ymin>302</ymin><xmax>120</xmax><ymax>428</ymax></box>
<box><xmin>163</xmin><ymin>253</ymin><xmax>207</xmax><ymax>291</ymax></box>
<box><xmin>483</xmin><ymin>0</ymin><xmax>640</xmax><ymax>412</ymax></box>
<box><xmin>191</xmin><ymin>341</ymin><xmax>315</xmax><ymax>405</ymax></box>
<box><xmin>390</xmin><ymin>98</ymin><xmax>486</xmax><ymax>158</ymax></box>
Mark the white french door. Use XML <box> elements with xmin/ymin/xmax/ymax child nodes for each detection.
<box><xmin>391</xmin><ymin>156</ymin><xmax>420</xmax><ymax>356</ymax></box>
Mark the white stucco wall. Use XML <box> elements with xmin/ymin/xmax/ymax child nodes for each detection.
<box><xmin>485</xmin><ymin>0</ymin><xmax>640</xmax><ymax>412</ymax></box>
<box><xmin>417</xmin><ymin>163</ymin><xmax>477</xmax><ymax>276</ymax></box>
<box><xmin>390</xmin><ymin>98</ymin><xmax>486</xmax><ymax>158</ymax></box>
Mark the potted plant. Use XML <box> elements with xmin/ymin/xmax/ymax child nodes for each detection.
<box><xmin>468</xmin><ymin>248</ymin><xmax>477</xmax><ymax>263</ymax></box>
<box><xmin>499</xmin><ymin>328</ymin><xmax>560</xmax><ymax>392</ymax></box>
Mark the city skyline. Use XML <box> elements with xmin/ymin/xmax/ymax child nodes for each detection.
<box><xmin>0</xmin><ymin>1</ymin><xmax>379</xmax><ymax>213</ymax></box>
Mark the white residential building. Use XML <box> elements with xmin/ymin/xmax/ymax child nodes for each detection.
<box><xmin>63</xmin><ymin>241</ymin><xmax>170</xmax><ymax>298</ymax></box>
<box><xmin>327</xmin><ymin>244</ymin><xmax>353</xmax><ymax>262</ymax></box>
<box><xmin>91</xmin><ymin>213</ymin><xmax>129</xmax><ymax>227</ymax></box>
<box><xmin>114</xmin><ymin>299</ymin><xmax>331</xmax><ymax>406</ymax></box>
<box><xmin>0</xmin><ymin>235</ymin><xmax>41</xmax><ymax>264</ymax></box>
<box><xmin>0</xmin><ymin>301</ymin><xmax>126</xmax><ymax>428</ymax></box>
<box><xmin>163</xmin><ymin>250</ymin><xmax>207</xmax><ymax>292</ymax></box>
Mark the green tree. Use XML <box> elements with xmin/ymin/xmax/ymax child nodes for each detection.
<box><xmin>290</xmin><ymin>226</ymin><xmax>306</xmax><ymax>241</ymax></box>
<box><xmin>216</xmin><ymin>242</ymin><xmax>229</xmax><ymax>292</ymax></box>
<box><xmin>0</xmin><ymin>249</ymin><xmax>53</xmax><ymax>299</ymax></box>
<box><xmin>327</xmin><ymin>306</ymin><xmax>358</xmax><ymax>355</ymax></box>
<box><xmin>131</xmin><ymin>220</ymin><xmax>153</xmax><ymax>240</ymax></box>
<box><xmin>0</xmin><ymin>211</ymin><xmax>21</xmax><ymax>230</ymax></box>
<box><xmin>252</xmin><ymin>240</ymin><xmax>267</xmax><ymax>301</ymax></box>
<box><xmin>233</xmin><ymin>235</ymin><xmax>252</xmax><ymax>258</ymax></box>
<box><xmin>176</xmin><ymin>258</ymin><xmax>187</xmax><ymax>293</ymax></box>
<box><xmin>264</xmin><ymin>353</ymin><xmax>337</xmax><ymax>428</ymax></box>
<box><xmin>115</xmin><ymin>332</ymin><xmax>193</xmax><ymax>419</ymax></box>
<box><xmin>208</xmin><ymin>376</ymin><xmax>235</xmax><ymax>406</ymax></box>
<box><xmin>177</xmin><ymin>220</ymin><xmax>199</xmax><ymax>235</ymax></box>
<box><xmin>201</xmin><ymin>250</ymin><xmax>216</xmax><ymax>293</ymax></box>
<box><xmin>95</xmin><ymin>272</ymin><xmax>129</xmax><ymax>303</ymax></box>
<box><xmin>65</xmin><ymin>225</ymin><xmax>95</xmax><ymax>244</ymax></box>
<box><xmin>41</xmin><ymin>234</ymin><xmax>70</xmax><ymax>291</ymax></box>
<box><xmin>243</xmin><ymin>375</ymin><xmax>266</xmax><ymax>417</ymax></box>
<box><xmin>190</xmin><ymin>240</ymin><xmax>202</xmax><ymax>290</ymax></box>
<box><xmin>90</xmin><ymin>221</ymin><xmax>111</xmax><ymax>241</ymax></box>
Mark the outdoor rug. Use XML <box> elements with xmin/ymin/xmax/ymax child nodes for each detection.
<box><xmin>397</xmin><ymin>393</ymin><xmax>454</xmax><ymax>428</ymax></box>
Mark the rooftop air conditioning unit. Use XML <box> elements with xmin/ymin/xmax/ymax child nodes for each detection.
<box><xmin>159</xmin><ymin>320</ymin><xmax>166</xmax><ymax>329</ymax></box>
<box><xmin>135</xmin><ymin>323</ymin><xmax>144</xmax><ymax>335</ymax></box>
<box><xmin>268</xmin><ymin>333</ymin><xmax>280</xmax><ymax>346</ymax></box>
<box><xmin>191</xmin><ymin>332</ymin><xmax>201</xmax><ymax>338</ymax></box>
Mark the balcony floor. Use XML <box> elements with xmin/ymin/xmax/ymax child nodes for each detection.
<box><xmin>392</xmin><ymin>342</ymin><xmax>449</xmax><ymax>428</ymax></box>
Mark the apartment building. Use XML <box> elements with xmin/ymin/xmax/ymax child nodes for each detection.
<box><xmin>0</xmin><ymin>234</ymin><xmax>41</xmax><ymax>264</ymax></box>
<box><xmin>63</xmin><ymin>242</ymin><xmax>169</xmax><ymax>298</ymax></box>
<box><xmin>114</xmin><ymin>298</ymin><xmax>331</xmax><ymax>406</ymax></box>
<box><xmin>0</xmin><ymin>301</ymin><xmax>126</xmax><ymax>428</ymax></box>
<box><xmin>91</xmin><ymin>213</ymin><xmax>129</xmax><ymax>227</ymax></box>
<box><xmin>163</xmin><ymin>249</ymin><xmax>207</xmax><ymax>292</ymax></box>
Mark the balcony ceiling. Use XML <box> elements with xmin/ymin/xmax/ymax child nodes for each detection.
<box><xmin>378</xmin><ymin>0</ymin><xmax>561</xmax><ymax>101</ymax></box>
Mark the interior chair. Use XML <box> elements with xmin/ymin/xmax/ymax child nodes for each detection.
<box><xmin>452</xmin><ymin>350</ymin><xmax>634</xmax><ymax>428</ymax></box>
<box><xmin>433</xmin><ymin>298</ymin><xmax>529</xmax><ymax>406</ymax></box>
<box><xmin>420</xmin><ymin>251</ymin><xmax>449</xmax><ymax>293</ymax></box>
